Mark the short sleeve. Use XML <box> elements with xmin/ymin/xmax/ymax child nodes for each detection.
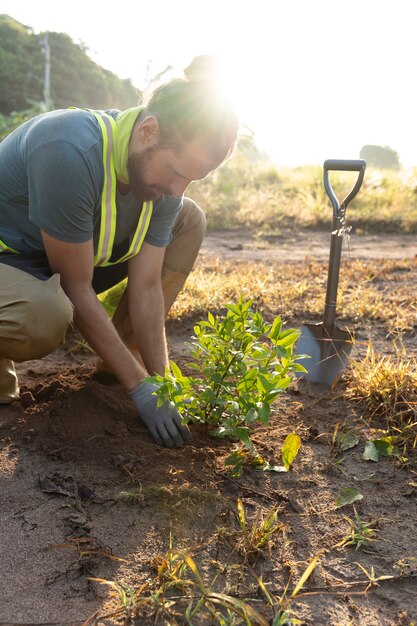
<box><xmin>27</xmin><ymin>140</ymin><xmax>100</xmax><ymax>243</ymax></box>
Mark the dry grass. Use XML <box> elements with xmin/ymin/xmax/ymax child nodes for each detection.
<box><xmin>188</xmin><ymin>160</ymin><xmax>417</xmax><ymax>234</ymax></box>
<box><xmin>167</xmin><ymin>257</ymin><xmax>417</xmax><ymax>338</ymax></box>
<box><xmin>346</xmin><ymin>342</ymin><xmax>417</xmax><ymax>453</ymax></box>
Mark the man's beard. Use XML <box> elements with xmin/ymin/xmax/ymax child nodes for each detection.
<box><xmin>127</xmin><ymin>146</ymin><xmax>169</xmax><ymax>202</ymax></box>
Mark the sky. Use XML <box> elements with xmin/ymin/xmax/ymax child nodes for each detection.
<box><xmin>1</xmin><ymin>0</ymin><xmax>417</xmax><ymax>168</ymax></box>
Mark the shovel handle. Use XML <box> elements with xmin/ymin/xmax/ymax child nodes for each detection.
<box><xmin>322</xmin><ymin>159</ymin><xmax>366</xmax><ymax>335</ymax></box>
<box><xmin>324</xmin><ymin>159</ymin><xmax>366</xmax><ymax>217</ymax></box>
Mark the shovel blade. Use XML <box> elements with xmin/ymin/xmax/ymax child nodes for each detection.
<box><xmin>295</xmin><ymin>323</ymin><xmax>353</xmax><ymax>386</ymax></box>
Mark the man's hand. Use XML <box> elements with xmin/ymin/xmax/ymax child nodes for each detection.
<box><xmin>129</xmin><ymin>381</ymin><xmax>191</xmax><ymax>447</ymax></box>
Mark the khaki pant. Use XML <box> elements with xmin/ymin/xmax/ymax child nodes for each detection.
<box><xmin>0</xmin><ymin>198</ymin><xmax>206</xmax><ymax>403</ymax></box>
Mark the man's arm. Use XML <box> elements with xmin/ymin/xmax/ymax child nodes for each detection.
<box><xmin>126</xmin><ymin>241</ymin><xmax>169</xmax><ymax>376</ymax></box>
<box><xmin>41</xmin><ymin>231</ymin><xmax>190</xmax><ymax>447</ymax></box>
<box><xmin>124</xmin><ymin>241</ymin><xmax>190</xmax><ymax>446</ymax></box>
<box><xmin>40</xmin><ymin>231</ymin><xmax>146</xmax><ymax>391</ymax></box>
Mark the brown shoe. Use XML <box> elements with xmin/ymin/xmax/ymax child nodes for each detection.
<box><xmin>0</xmin><ymin>359</ymin><xmax>20</xmax><ymax>403</ymax></box>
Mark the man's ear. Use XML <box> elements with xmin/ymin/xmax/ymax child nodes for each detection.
<box><xmin>137</xmin><ymin>116</ymin><xmax>160</xmax><ymax>147</ymax></box>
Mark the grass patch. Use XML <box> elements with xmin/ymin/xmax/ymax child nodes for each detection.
<box><xmin>168</xmin><ymin>257</ymin><xmax>417</xmax><ymax>336</ymax></box>
<box><xmin>188</xmin><ymin>160</ymin><xmax>417</xmax><ymax>234</ymax></box>
<box><xmin>347</xmin><ymin>342</ymin><xmax>417</xmax><ymax>456</ymax></box>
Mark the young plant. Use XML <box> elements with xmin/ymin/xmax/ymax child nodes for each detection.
<box><xmin>235</xmin><ymin>498</ymin><xmax>284</xmax><ymax>562</ymax></box>
<box><xmin>354</xmin><ymin>562</ymin><xmax>394</xmax><ymax>592</ymax></box>
<box><xmin>178</xmin><ymin>550</ymin><xmax>270</xmax><ymax>626</ymax></box>
<box><xmin>147</xmin><ymin>298</ymin><xmax>304</xmax><ymax>465</ymax></box>
<box><xmin>256</xmin><ymin>552</ymin><xmax>322</xmax><ymax>625</ymax></box>
<box><xmin>334</xmin><ymin>506</ymin><xmax>379</xmax><ymax>551</ymax></box>
<box><xmin>225</xmin><ymin>432</ymin><xmax>301</xmax><ymax>478</ymax></box>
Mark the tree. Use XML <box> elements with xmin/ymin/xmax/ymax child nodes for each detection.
<box><xmin>0</xmin><ymin>15</ymin><xmax>141</xmax><ymax>115</ymax></box>
<box><xmin>359</xmin><ymin>144</ymin><xmax>400</xmax><ymax>169</ymax></box>
<box><xmin>0</xmin><ymin>15</ymin><xmax>44</xmax><ymax>113</ymax></box>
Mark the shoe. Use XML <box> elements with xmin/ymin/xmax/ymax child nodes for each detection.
<box><xmin>0</xmin><ymin>359</ymin><xmax>20</xmax><ymax>403</ymax></box>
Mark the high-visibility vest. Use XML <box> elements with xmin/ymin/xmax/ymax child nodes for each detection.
<box><xmin>0</xmin><ymin>109</ymin><xmax>153</xmax><ymax>267</ymax></box>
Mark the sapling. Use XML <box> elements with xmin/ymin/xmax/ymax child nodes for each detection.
<box><xmin>147</xmin><ymin>298</ymin><xmax>305</xmax><ymax>470</ymax></box>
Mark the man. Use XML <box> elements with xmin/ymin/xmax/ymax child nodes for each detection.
<box><xmin>0</xmin><ymin>56</ymin><xmax>239</xmax><ymax>447</ymax></box>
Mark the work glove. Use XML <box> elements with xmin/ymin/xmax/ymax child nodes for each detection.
<box><xmin>129</xmin><ymin>381</ymin><xmax>191</xmax><ymax>447</ymax></box>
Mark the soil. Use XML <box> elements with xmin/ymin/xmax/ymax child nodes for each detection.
<box><xmin>1</xmin><ymin>229</ymin><xmax>416</xmax><ymax>626</ymax></box>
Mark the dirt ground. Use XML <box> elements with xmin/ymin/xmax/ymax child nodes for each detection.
<box><xmin>0</xmin><ymin>229</ymin><xmax>416</xmax><ymax>626</ymax></box>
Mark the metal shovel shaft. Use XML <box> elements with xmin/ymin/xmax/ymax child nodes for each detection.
<box><xmin>322</xmin><ymin>159</ymin><xmax>366</xmax><ymax>338</ymax></box>
<box><xmin>296</xmin><ymin>159</ymin><xmax>367</xmax><ymax>385</ymax></box>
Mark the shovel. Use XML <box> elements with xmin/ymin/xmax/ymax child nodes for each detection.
<box><xmin>296</xmin><ymin>158</ymin><xmax>366</xmax><ymax>386</ymax></box>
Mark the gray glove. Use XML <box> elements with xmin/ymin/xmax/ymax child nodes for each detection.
<box><xmin>129</xmin><ymin>381</ymin><xmax>191</xmax><ymax>447</ymax></box>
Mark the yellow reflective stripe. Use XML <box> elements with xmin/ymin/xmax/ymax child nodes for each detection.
<box><xmin>92</xmin><ymin>112</ymin><xmax>117</xmax><ymax>266</ymax></box>
<box><xmin>115</xmin><ymin>201</ymin><xmax>154</xmax><ymax>264</ymax></box>
<box><xmin>89</xmin><ymin>109</ymin><xmax>153</xmax><ymax>268</ymax></box>
<box><xmin>99</xmin><ymin>201</ymin><xmax>154</xmax><ymax>267</ymax></box>
<box><xmin>0</xmin><ymin>239</ymin><xmax>19</xmax><ymax>253</ymax></box>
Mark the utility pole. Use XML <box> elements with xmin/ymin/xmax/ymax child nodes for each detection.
<box><xmin>42</xmin><ymin>32</ymin><xmax>52</xmax><ymax>110</ymax></box>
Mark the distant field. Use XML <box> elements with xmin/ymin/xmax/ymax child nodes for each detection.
<box><xmin>188</xmin><ymin>158</ymin><xmax>417</xmax><ymax>234</ymax></box>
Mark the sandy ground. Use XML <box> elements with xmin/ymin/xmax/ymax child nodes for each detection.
<box><xmin>202</xmin><ymin>229</ymin><xmax>417</xmax><ymax>261</ymax></box>
<box><xmin>0</xmin><ymin>230</ymin><xmax>416</xmax><ymax>626</ymax></box>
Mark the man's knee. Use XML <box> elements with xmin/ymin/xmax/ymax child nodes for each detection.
<box><xmin>165</xmin><ymin>198</ymin><xmax>206</xmax><ymax>275</ymax></box>
<box><xmin>175</xmin><ymin>198</ymin><xmax>207</xmax><ymax>241</ymax></box>
<box><xmin>0</xmin><ymin>269</ymin><xmax>73</xmax><ymax>361</ymax></box>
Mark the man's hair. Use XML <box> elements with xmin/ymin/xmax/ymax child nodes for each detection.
<box><xmin>143</xmin><ymin>56</ymin><xmax>239</xmax><ymax>162</ymax></box>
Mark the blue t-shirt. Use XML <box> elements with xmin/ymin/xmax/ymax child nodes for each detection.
<box><xmin>0</xmin><ymin>108</ymin><xmax>181</xmax><ymax>258</ymax></box>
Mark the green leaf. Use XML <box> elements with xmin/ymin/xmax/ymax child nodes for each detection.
<box><xmin>291</xmin><ymin>362</ymin><xmax>308</xmax><ymax>373</ymax></box>
<box><xmin>338</xmin><ymin>432</ymin><xmax>360</xmax><ymax>452</ymax></box>
<box><xmin>186</xmin><ymin>362</ymin><xmax>201</xmax><ymax>371</ymax></box>
<box><xmin>269</xmin><ymin>316</ymin><xmax>283</xmax><ymax>341</ymax></box>
<box><xmin>363</xmin><ymin>438</ymin><xmax>399</xmax><ymax>462</ymax></box>
<box><xmin>170</xmin><ymin>360</ymin><xmax>184</xmax><ymax>380</ymax></box>
<box><xmin>214</xmin><ymin>426</ymin><xmax>234</xmax><ymax>437</ymax></box>
<box><xmin>274</xmin><ymin>376</ymin><xmax>292</xmax><ymax>390</ymax></box>
<box><xmin>256</xmin><ymin>401</ymin><xmax>270</xmax><ymax>424</ymax></box>
<box><xmin>245</xmin><ymin>407</ymin><xmax>258</xmax><ymax>424</ymax></box>
<box><xmin>276</xmin><ymin>329</ymin><xmax>300</xmax><ymax>348</ymax></box>
<box><xmin>335</xmin><ymin>487</ymin><xmax>363</xmax><ymax>508</ymax></box>
<box><xmin>234</xmin><ymin>427</ymin><xmax>255</xmax><ymax>453</ymax></box>
<box><xmin>252</xmin><ymin>347</ymin><xmax>271</xmax><ymax>360</ymax></box>
<box><xmin>282</xmin><ymin>432</ymin><xmax>301</xmax><ymax>470</ymax></box>
<box><xmin>363</xmin><ymin>442</ymin><xmax>380</xmax><ymax>462</ymax></box>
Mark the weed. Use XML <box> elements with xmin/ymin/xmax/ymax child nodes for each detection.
<box><xmin>179</xmin><ymin>550</ymin><xmax>270</xmax><ymax>625</ymax></box>
<box><xmin>255</xmin><ymin>552</ymin><xmax>323</xmax><ymax>624</ymax></box>
<box><xmin>331</xmin><ymin>422</ymin><xmax>360</xmax><ymax>453</ymax></box>
<box><xmin>235</xmin><ymin>498</ymin><xmax>284</xmax><ymax>562</ymax></box>
<box><xmin>86</xmin><ymin>539</ymin><xmax>270</xmax><ymax>624</ymax></box>
<box><xmin>334</xmin><ymin>506</ymin><xmax>379</xmax><ymax>550</ymax></box>
<box><xmin>88</xmin><ymin>578</ymin><xmax>138</xmax><ymax>620</ymax></box>
<box><xmin>354</xmin><ymin>562</ymin><xmax>395</xmax><ymax>592</ymax></box>
<box><xmin>151</xmin><ymin>534</ymin><xmax>193</xmax><ymax>592</ymax></box>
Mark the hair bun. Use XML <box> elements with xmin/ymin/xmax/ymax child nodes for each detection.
<box><xmin>184</xmin><ymin>55</ymin><xmax>222</xmax><ymax>84</ymax></box>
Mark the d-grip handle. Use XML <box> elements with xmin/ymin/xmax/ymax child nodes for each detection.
<box><xmin>322</xmin><ymin>158</ymin><xmax>366</xmax><ymax>336</ymax></box>
<box><xmin>324</xmin><ymin>159</ymin><xmax>366</xmax><ymax>216</ymax></box>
